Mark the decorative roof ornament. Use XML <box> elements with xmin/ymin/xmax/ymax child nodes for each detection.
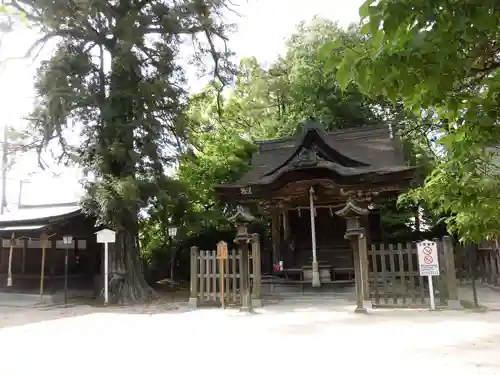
<box><xmin>300</xmin><ymin>117</ymin><xmax>326</xmax><ymax>133</ymax></box>
<box><xmin>294</xmin><ymin>118</ymin><xmax>328</xmax><ymax>147</ymax></box>
<box><xmin>228</xmin><ymin>205</ymin><xmax>257</xmax><ymax>224</ymax></box>
<box><xmin>335</xmin><ymin>199</ymin><xmax>369</xmax><ymax>217</ymax></box>
<box><xmin>291</xmin><ymin>147</ymin><xmax>320</xmax><ymax>168</ymax></box>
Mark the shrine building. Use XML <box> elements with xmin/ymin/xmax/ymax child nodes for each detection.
<box><xmin>215</xmin><ymin>120</ymin><xmax>415</xmax><ymax>295</ymax></box>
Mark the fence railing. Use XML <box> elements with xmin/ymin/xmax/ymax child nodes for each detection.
<box><xmin>478</xmin><ymin>247</ymin><xmax>500</xmax><ymax>286</ymax></box>
<box><xmin>454</xmin><ymin>240</ymin><xmax>500</xmax><ymax>288</ymax></box>
<box><xmin>189</xmin><ymin>238</ymin><xmax>261</xmax><ymax>307</ymax></box>
<box><xmin>368</xmin><ymin>237</ymin><xmax>458</xmax><ymax>307</ymax></box>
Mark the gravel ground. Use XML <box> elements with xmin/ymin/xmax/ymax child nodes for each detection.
<box><xmin>0</xmin><ymin>288</ymin><xmax>499</xmax><ymax>375</ymax></box>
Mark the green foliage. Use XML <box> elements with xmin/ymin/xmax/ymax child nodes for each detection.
<box><xmin>179</xmin><ymin>18</ymin><xmax>404</xmax><ymax>203</ymax></box>
<box><xmin>323</xmin><ymin>0</ymin><xmax>500</xmax><ymax>242</ymax></box>
<box><xmin>282</xmin><ymin>19</ymin><xmax>383</xmax><ymax>130</ymax></box>
<box><xmin>177</xmin><ymin>17</ymin><xmax>439</xmax><ymax>247</ymax></box>
<box><xmin>178</xmin><ymin>84</ymin><xmax>257</xmax><ymax>217</ymax></box>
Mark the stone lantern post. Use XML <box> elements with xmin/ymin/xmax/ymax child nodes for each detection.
<box><xmin>336</xmin><ymin>200</ymin><xmax>371</xmax><ymax>313</ymax></box>
<box><xmin>230</xmin><ymin>205</ymin><xmax>257</xmax><ymax>312</ymax></box>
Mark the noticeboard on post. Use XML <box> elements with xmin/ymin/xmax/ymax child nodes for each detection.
<box><xmin>217</xmin><ymin>241</ymin><xmax>228</xmax><ymax>259</ymax></box>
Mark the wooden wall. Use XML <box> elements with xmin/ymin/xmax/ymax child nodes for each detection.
<box><xmin>281</xmin><ymin>207</ymin><xmax>381</xmax><ymax>270</ymax></box>
<box><xmin>0</xmin><ymin>241</ymin><xmax>93</xmax><ymax>275</ymax></box>
<box><xmin>0</xmin><ymin>214</ymin><xmax>101</xmax><ymax>289</ymax></box>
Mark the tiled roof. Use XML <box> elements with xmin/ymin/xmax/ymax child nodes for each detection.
<box><xmin>235</xmin><ymin>122</ymin><xmax>410</xmax><ymax>185</ymax></box>
<box><xmin>0</xmin><ymin>203</ymin><xmax>81</xmax><ymax>225</ymax></box>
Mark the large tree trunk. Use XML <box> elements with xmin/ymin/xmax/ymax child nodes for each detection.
<box><xmin>107</xmin><ymin>231</ymin><xmax>157</xmax><ymax>304</ymax></box>
<box><xmin>99</xmin><ymin>46</ymin><xmax>157</xmax><ymax>304</ymax></box>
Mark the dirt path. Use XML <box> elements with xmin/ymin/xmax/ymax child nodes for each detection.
<box><xmin>0</xmin><ymin>287</ymin><xmax>499</xmax><ymax>375</ymax></box>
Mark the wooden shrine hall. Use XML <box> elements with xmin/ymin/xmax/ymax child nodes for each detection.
<box><xmin>216</xmin><ymin>120</ymin><xmax>415</xmax><ymax>306</ymax></box>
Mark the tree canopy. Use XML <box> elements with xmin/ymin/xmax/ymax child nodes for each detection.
<box><xmin>172</xmin><ymin>17</ymin><xmax>441</xmax><ymax>253</ymax></box>
<box><xmin>322</xmin><ymin>0</ymin><xmax>500</xmax><ymax>242</ymax></box>
<box><xmin>178</xmin><ymin>18</ymin><xmax>416</xmax><ymax>211</ymax></box>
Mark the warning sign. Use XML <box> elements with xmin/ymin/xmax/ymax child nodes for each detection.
<box><xmin>417</xmin><ymin>241</ymin><xmax>440</xmax><ymax>276</ymax></box>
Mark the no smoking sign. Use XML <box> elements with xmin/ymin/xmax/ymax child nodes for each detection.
<box><xmin>417</xmin><ymin>241</ymin><xmax>440</xmax><ymax>276</ymax></box>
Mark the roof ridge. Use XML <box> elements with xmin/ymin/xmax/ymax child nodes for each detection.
<box><xmin>18</xmin><ymin>202</ymin><xmax>80</xmax><ymax>209</ymax></box>
<box><xmin>327</xmin><ymin>125</ymin><xmax>390</xmax><ymax>138</ymax></box>
<box><xmin>255</xmin><ymin>125</ymin><xmax>391</xmax><ymax>152</ymax></box>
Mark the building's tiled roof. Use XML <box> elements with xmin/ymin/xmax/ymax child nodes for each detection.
<box><xmin>0</xmin><ymin>203</ymin><xmax>81</xmax><ymax>225</ymax></box>
<box><xmin>235</xmin><ymin>122</ymin><xmax>410</xmax><ymax>186</ymax></box>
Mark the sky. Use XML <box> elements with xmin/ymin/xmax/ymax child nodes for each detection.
<box><xmin>0</xmin><ymin>0</ymin><xmax>364</xmax><ymax>210</ymax></box>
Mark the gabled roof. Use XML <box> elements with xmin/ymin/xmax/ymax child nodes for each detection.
<box><xmin>229</xmin><ymin>121</ymin><xmax>413</xmax><ymax>187</ymax></box>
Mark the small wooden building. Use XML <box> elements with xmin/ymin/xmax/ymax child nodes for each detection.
<box><xmin>216</xmin><ymin>121</ymin><xmax>415</xmax><ymax>290</ymax></box>
<box><xmin>0</xmin><ymin>202</ymin><xmax>101</xmax><ymax>296</ymax></box>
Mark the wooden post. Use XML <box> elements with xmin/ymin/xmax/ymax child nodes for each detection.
<box><xmin>217</xmin><ymin>241</ymin><xmax>228</xmax><ymax>309</ymax></box>
<box><xmin>50</xmin><ymin>237</ymin><xmax>57</xmax><ymax>280</ymax></box>
<box><xmin>188</xmin><ymin>246</ymin><xmax>199</xmax><ymax>309</ymax></box>
<box><xmin>282</xmin><ymin>210</ymin><xmax>291</xmax><ymax>262</ymax></box>
<box><xmin>22</xmin><ymin>238</ymin><xmax>26</xmax><ymax>274</ymax></box>
<box><xmin>308</xmin><ymin>186</ymin><xmax>320</xmax><ymax>287</ymax></box>
<box><xmin>220</xmin><ymin>257</ymin><xmax>225</xmax><ymax>308</ymax></box>
<box><xmin>251</xmin><ymin>233</ymin><xmax>262</xmax><ymax>307</ymax></box>
<box><xmin>39</xmin><ymin>233</ymin><xmax>48</xmax><ymax>301</ymax></box>
<box><xmin>271</xmin><ymin>209</ymin><xmax>281</xmax><ymax>266</ymax></box>
<box><xmin>442</xmin><ymin>236</ymin><xmax>461</xmax><ymax>309</ymax></box>
<box><xmin>7</xmin><ymin>232</ymin><xmax>14</xmax><ymax>287</ymax></box>
<box><xmin>434</xmin><ymin>237</ymin><xmax>447</xmax><ymax>305</ymax></box>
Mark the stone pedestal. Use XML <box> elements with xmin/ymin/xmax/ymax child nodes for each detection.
<box><xmin>252</xmin><ymin>298</ymin><xmax>263</xmax><ymax>308</ymax></box>
<box><xmin>188</xmin><ymin>297</ymin><xmax>198</xmax><ymax>309</ymax></box>
<box><xmin>311</xmin><ymin>260</ymin><xmax>321</xmax><ymax>287</ymax></box>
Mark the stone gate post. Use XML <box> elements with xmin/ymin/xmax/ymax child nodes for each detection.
<box><xmin>442</xmin><ymin>236</ymin><xmax>461</xmax><ymax>309</ymax></box>
<box><xmin>188</xmin><ymin>246</ymin><xmax>199</xmax><ymax>309</ymax></box>
<box><xmin>251</xmin><ymin>233</ymin><xmax>262</xmax><ymax>307</ymax></box>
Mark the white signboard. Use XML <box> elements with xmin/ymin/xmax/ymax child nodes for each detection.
<box><xmin>95</xmin><ymin>228</ymin><xmax>116</xmax><ymax>305</ymax></box>
<box><xmin>96</xmin><ymin>228</ymin><xmax>116</xmax><ymax>244</ymax></box>
<box><xmin>417</xmin><ymin>240</ymin><xmax>440</xmax><ymax>276</ymax></box>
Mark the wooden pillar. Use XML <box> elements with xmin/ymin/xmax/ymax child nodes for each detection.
<box><xmin>282</xmin><ymin>210</ymin><xmax>290</xmax><ymax>254</ymax></box>
<box><xmin>442</xmin><ymin>236</ymin><xmax>460</xmax><ymax>309</ymax></box>
<box><xmin>0</xmin><ymin>239</ymin><xmax>6</xmax><ymax>273</ymax></box>
<box><xmin>7</xmin><ymin>232</ymin><xmax>14</xmax><ymax>287</ymax></box>
<box><xmin>188</xmin><ymin>246</ymin><xmax>199</xmax><ymax>309</ymax></box>
<box><xmin>22</xmin><ymin>238</ymin><xmax>27</xmax><ymax>274</ymax></box>
<box><xmin>251</xmin><ymin>233</ymin><xmax>262</xmax><ymax>307</ymax></box>
<box><xmin>271</xmin><ymin>209</ymin><xmax>281</xmax><ymax>266</ymax></box>
<box><xmin>39</xmin><ymin>232</ymin><xmax>48</xmax><ymax>300</ymax></box>
<box><xmin>50</xmin><ymin>238</ymin><xmax>56</xmax><ymax>279</ymax></box>
<box><xmin>363</xmin><ymin>214</ymin><xmax>372</xmax><ymax>246</ymax></box>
